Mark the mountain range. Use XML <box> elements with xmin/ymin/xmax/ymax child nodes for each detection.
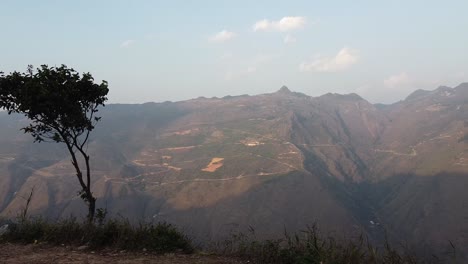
<box><xmin>0</xmin><ymin>84</ymin><xmax>467</xmax><ymax>258</ymax></box>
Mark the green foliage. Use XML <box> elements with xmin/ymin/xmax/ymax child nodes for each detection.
<box><xmin>95</xmin><ymin>208</ymin><xmax>108</xmax><ymax>226</ymax></box>
<box><xmin>0</xmin><ymin>64</ymin><xmax>109</xmax><ymax>223</ymax></box>
<box><xmin>0</xmin><ymin>217</ymin><xmax>193</xmax><ymax>254</ymax></box>
<box><xmin>221</xmin><ymin>226</ymin><xmax>438</xmax><ymax>264</ymax></box>
<box><xmin>0</xmin><ymin>65</ymin><xmax>108</xmax><ymax>143</ymax></box>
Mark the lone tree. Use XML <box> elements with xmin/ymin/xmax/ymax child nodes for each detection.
<box><xmin>0</xmin><ymin>65</ymin><xmax>109</xmax><ymax>223</ymax></box>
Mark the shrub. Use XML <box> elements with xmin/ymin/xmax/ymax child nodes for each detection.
<box><xmin>221</xmin><ymin>226</ymin><xmax>439</xmax><ymax>264</ymax></box>
<box><xmin>0</xmin><ymin>217</ymin><xmax>193</xmax><ymax>254</ymax></box>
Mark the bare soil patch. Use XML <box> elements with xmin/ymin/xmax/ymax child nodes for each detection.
<box><xmin>201</xmin><ymin>158</ymin><xmax>224</xmax><ymax>172</ymax></box>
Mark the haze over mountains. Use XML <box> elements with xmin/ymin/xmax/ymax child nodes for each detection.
<box><xmin>0</xmin><ymin>84</ymin><xmax>467</xmax><ymax>258</ymax></box>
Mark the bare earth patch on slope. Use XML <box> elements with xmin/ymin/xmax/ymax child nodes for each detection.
<box><xmin>202</xmin><ymin>158</ymin><xmax>224</xmax><ymax>172</ymax></box>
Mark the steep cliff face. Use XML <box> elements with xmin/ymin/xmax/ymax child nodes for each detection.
<box><xmin>0</xmin><ymin>84</ymin><xmax>467</xmax><ymax>257</ymax></box>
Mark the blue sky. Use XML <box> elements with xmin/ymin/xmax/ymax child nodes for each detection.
<box><xmin>1</xmin><ymin>0</ymin><xmax>467</xmax><ymax>103</ymax></box>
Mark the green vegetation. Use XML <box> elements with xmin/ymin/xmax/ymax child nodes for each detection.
<box><xmin>0</xmin><ymin>217</ymin><xmax>193</xmax><ymax>254</ymax></box>
<box><xmin>221</xmin><ymin>226</ymin><xmax>449</xmax><ymax>264</ymax></box>
<box><xmin>0</xmin><ymin>216</ymin><xmax>457</xmax><ymax>263</ymax></box>
<box><xmin>0</xmin><ymin>65</ymin><xmax>109</xmax><ymax>223</ymax></box>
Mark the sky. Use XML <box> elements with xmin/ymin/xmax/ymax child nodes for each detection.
<box><xmin>1</xmin><ymin>0</ymin><xmax>468</xmax><ymax>104</ymax></box>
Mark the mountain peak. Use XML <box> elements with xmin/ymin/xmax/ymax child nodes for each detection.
<box><xmin>273</xmin><ymin>86</ymin><xmax>309</xmax><ymax>98</ymax></box>
<box><xmin>278</xmin><ymin>86</ymin><xmax>292</xmax><ymax>94</ymax></box>
<box><xmin>405</xmin><ymin>89</ymin><xmax>430</xmax><ymax>101</ymax></box>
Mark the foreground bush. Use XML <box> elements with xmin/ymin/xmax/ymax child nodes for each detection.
<box><xmin>0</xmin><ymin>218</ymin><xmax>460</xmax><ymax>263</ymax></box>
<box><xmin>220</xmin><ymin>226</ymin><xmax>456</xmax><ymax>264</ymax></box>
<box><xmin>0</xmin><ymin>217</ymin><xmax>193</xmax><ymax>254</ymax></box>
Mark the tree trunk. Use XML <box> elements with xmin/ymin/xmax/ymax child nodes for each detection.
<box><xmin>87</xmin><ymin>193</ymin><xmax>96</xmax><ymax>223</ymax></box>
<box><xmin>62</xmin><ymin>136</ymin><xmax>97</xmax><ymax>224</ymax></box>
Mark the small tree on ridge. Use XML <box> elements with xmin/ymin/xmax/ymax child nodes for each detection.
<box><xmin>0</xmin><ymin>65</ymin><xmax>109</xmax><ymax>223</ymax></box>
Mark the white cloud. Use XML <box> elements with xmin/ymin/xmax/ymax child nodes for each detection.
<box><xmin>355</xmin><ymin>71</ymin><xmax>468</xmax><ymax>104</ymax></box>
<box><xmin>253</xmin><ymin>20</ymin><xmax>270</xmax><ymax>32</ymax></box>
<box><xmin>382</xmin><ymin>72</ymin><xmax>466</xmax><ymax>91</ymax></box>
<box><xmin>299</xmin><ymin>48</ymin><xmax>359</xmax><ymax>73</ymax></box>
<box><xmin>354</xmin><ymin>73</ymin><xmax>414</xmax><ymax>103</ymax></box>
<box><xmin>253</xmin><ymin>16</ymin><xmax>306</xmax><ymax>32</ymax></box>
<box><xmin>210</xmin><ymin>30</ymin><xmax>236</xmax><ymax>43</ymax></box>
<box><xmin>120</xmin><ymin>39</ymin><xmax>136</xmax><ymax>48</ymax></box>
<box><xmin>284</xmin><ymin>35</ymin><xmax>296</xmax><ymax>44</ymax></box>
<box><xmin>384</xmin><ymin>72</ymin><xmax>412</xmax><ymax>89</ymax></box>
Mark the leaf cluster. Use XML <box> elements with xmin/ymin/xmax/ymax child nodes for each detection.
<box><xmin>0</xmin><ymin>65</ymin><xmax>108</xmax><ymax>143</ymax></box>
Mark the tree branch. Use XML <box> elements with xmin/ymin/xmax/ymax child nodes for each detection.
<box><xmin>56</xmin><ymin>129</ymin><xmax>87</xmax><ymax>192</ymax></box>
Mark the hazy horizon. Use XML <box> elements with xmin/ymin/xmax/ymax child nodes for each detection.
<box><xmin>1</xmin><ymin>0</ymin><xmax>467</xmax><ymax>104</ymax></box>
<box><xmin>94</xmin><ymin>82</ymin><xmax>466</xmax><ymax>106</ymax></box>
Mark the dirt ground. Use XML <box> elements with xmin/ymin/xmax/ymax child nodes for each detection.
<box><xmin>0</xmin><ymin>243</ymin><xmax>246</xmax><ymax>264</ymax></box>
